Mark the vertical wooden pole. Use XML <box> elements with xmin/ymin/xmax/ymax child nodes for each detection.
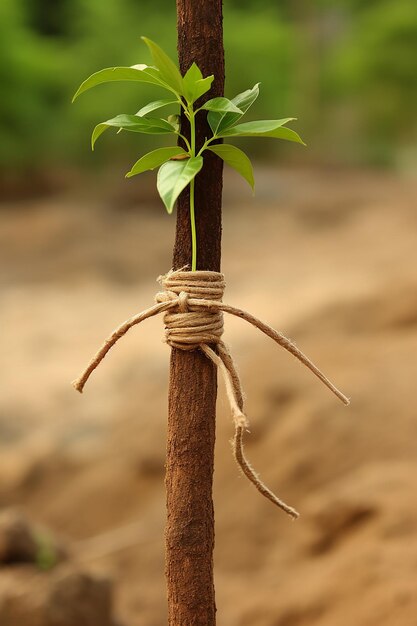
<box><xmin>165</xmin><ymin>1</ymin><xmax>224</xmax><ymax>624</ymax></box>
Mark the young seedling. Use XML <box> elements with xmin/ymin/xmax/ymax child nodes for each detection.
<box><xmin>73</xmin><ymin>36</ymin><xmax>348</xmax><ymax>507</ymax></box>
<box><xmin>73</xmin><ymin>37</ymin><xmax>305</xmax><ymax>271</ymax></box>
<box><xmin>73</xmin><ymin>32</ymin><xmax>348</xmax><ymax>625</ymax></box>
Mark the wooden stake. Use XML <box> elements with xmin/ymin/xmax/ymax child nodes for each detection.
<box><xmin>165</xmin><ymin>2</ymin><xmax>224</xmax><ymax>624</ymax></box>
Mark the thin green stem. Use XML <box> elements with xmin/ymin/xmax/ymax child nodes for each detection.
<box><xmin>189</xmin><ymin>107</ymin><xmax>197</xmax><ymax>271</ymax></box>
<box><xmin>197</xmin><ymin>135</ymin><xmax>217</xmax><ymax>157</ymax></box>
<box><xmin>190</xmin><ymin>177</ymin><xmax>197</xmax><ymax>271</ymax></box>
<box><xmin>178</xmin><ymin>133</ymin><xmax>192</xmax><ymax>152</ymax></box>
<box><xmin>178</xmin><ymin>98</ymin><xmax>189</xmax><ymax>114</ymax></box>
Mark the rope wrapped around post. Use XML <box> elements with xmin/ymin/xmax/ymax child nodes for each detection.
<box><xmin>73</xmin><ymin>269</ymin><xmax>349</xmax><ymax>519</ymax></box>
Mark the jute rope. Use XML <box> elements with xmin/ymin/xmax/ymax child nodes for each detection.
<box><xmin>73</xmin><ymin>269</ymin><xmax>349</xmax><ymax>519</ymax></box>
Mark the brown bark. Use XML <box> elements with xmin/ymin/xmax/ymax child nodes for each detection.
<box><xmin>165</xmin><ymin>2</ymin><xmax>224</xmax><ymax>624</ymax></box>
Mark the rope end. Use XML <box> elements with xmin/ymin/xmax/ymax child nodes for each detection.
<box><xmin>336</xmin><ymin>390</ymin><xmax>350</xmax><ymax>406</ymax></box>
<box><xmin>72</xmin><ymin>379</ymin><xmax>84</xmax><ymax>394</ymax></box>
<box><xmin>234</xmin><ymin>409</ymin><xmax>249</xmax><ymax>429</ymax></box>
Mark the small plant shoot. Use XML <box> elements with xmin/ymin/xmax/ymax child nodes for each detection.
<box><xmin>73</xmin><ymin>37</ymin><xmax>305</xmax><ymax>271</ymax></box>
<box><xmin>73</xmin><ymin>28</ymin><xmax>348</xmax><ymax>624</ymax></box>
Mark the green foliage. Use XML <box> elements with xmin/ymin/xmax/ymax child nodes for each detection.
<box><xmin>208</xmin><ymin>83</ymin><xmax>260</xmax><ymax>135</ymax></box>
<box><xmin>157</xmin><ymin>157</ymin><xmax>203</xmax><ymax>214</ymax></box>
<box><xmin>136</xmin><ymin>99</ymin><xmax>178</xmax><ymax>117</ymax></box>
<box><xmin>218</xmin><ymin>119</ymin><xmax>304</xmax><ymax>144</ymax></box>
<box><xmin>141</xmin><ymin>36</ymin><xmax>184</xmax><ymax>94</ymax></box>
<box><xmin>183</xmin><ymin>63</ymin><xmax>214</xmax><ymax>103</ymax></box>
<box><xmin>201</xmin><ymin>98</ymin><xmax>243</xmax><ymax>114</ymax></box>
<box><xmin>73</xmin><ymin>37</ymin><xmax>303</xmax><ymax>269</ymax></box>
<box><xmin>2</xmin><ymin>0</ymin><xmax>416</xmax><ymax>169</ymax></box>
<box><xmin>207</xmin><ymin>144</ymin><xmax>255</xmax><ymax>191</ymax></box>
<box><xmin>72</xmin><ymin>66</ymin><xmax>169</xmax><ymax>102</ymax></box>
<box><xmin>126</xmin><ymin>146</ymin><xmax>187</xmax><ymax>178</ymax></box>
<box><xmin>91</xmin><ymin>114</ymin><xmax>176</xmax><ymax>150</ymax></box>
<box><xmin>324</xmin><ymin>0</ymin><xmax>417</xmax><ymax>163</ymax></box>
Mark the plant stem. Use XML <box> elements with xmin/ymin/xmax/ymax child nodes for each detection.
<box><xmin>197</xmin><ymin>135</ymin><xmax>216</xmax><ymax>157</ymax></box>
<box><xmin>178</xmin><ymin>133</ymin><xmax>192</xmax><ymax>152</ymax></box>
<box><xmin>190</xmin><ymin>177</ymin><xmax>197</xmax><ymax>271</ymax></box>
<box><xmin>189</xmin><ymin>108</ymin><xmax>197</xmax><ymax>271</ymax></box>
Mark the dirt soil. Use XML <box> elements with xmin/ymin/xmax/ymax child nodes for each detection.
<box><xmin>1</xmin><ymin>166</ymin><xmax>416</xmax><ymax>625</ymax></box>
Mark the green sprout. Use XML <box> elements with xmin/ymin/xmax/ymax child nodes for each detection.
<box><xmin>73</xmin><ymin>37</ymin><xmax>305</xmax><ymax>271</ymax></box>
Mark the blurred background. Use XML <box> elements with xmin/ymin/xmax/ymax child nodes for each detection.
<box><xmin>1</xmin><ymin>1</ymin><xmax>416</xmax><ymax>625</ymax></box>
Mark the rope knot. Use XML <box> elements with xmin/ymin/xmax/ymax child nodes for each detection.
<box><xmin>157</xmin><ymin>270</ymin><xmax>226</xmax><ymax>351</ymax></box>
<box><xmin>178</xmin><ymin>291</ymin><xmax>189</xmax><ymax>313</ymax></box>
<box><xmin>73</xmin><ymin>267</ymin><xmax>349</xmax><ymax>519</ymax></box>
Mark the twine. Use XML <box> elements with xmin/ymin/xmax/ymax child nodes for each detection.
<box><xmin>73</xmin><ymin>269</ymin><xmax>349</xmax><ymax>519</ymax></box>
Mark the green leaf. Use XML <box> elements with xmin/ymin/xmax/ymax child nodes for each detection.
<box><xmin>126</xmin><ymin>147</ymin><xmax>188</xmax><ymax>178</ymax></box>
<box><xmin>136</xmin><ymin>99</ymin><xmax>178</xmax><ymax>117</ymax></box>
<box><xmin>72</xmin><ymin>65</ymin><xmax>170</xmax><ymax>102</ymax></box>
<box><xmin>157</xmin><ymin>156</ymin><xmax>203</xmax><ymax>213</ymax></box>
<box><xmin>141</xmin><ymin>37</ymin><xmax>183</xmax><ymax>95</ymax></box>
<box><xmin>218</xmin><ymin>119</ymin><xmax>305</xmax><ymax>145</ymax></box>
<box><xmin>182</xmin><ymin>63</ymin><xmax>214</xmax><ymax>104</ymax></box>
<box><xmin>231</xmin><ymin>83</ymin><xmax>261</xmax><ymax>114</ymax></box>
<box><xmin>167</xmin><ymin>114</ymin><xmax>180</xmax><ymax>132</ymax></box>
<box><xmin>208</xmin><ymin>83</ymin><xmax>260</xmax><ymax>135</ymax></box>
<box><xmin>132</xmin><ymin>64</ymin><xmax>174</xmax><ymax>89</ymax></box>
<box><xmin>201</xmin><ymin>97</ymin><xmax>242</xmax><ymax>114</ymax></box>
<box><xmin>183</xmin><ymin>62</ymin><xmax>202</xmax><ymax>102</ymax></box>
<box><xmin>193</xmin><ymin>76</ymin><xmax>214</xmax><ymax>102</ymax></box>
<box><xmin>91</xmin><ymin>115</ymin><xmax>176</xmax><ymax>150</ymax></box>
<box><xmin>207</xmin><ymin>144</ymin><xmax>255</xmax><ymax>191</ymax></box>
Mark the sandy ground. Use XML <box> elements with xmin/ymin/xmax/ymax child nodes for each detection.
<box><xmin>1</xmin><ymin>166</ymin><xmax>416</xmax><ymax>625</ymax></box>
